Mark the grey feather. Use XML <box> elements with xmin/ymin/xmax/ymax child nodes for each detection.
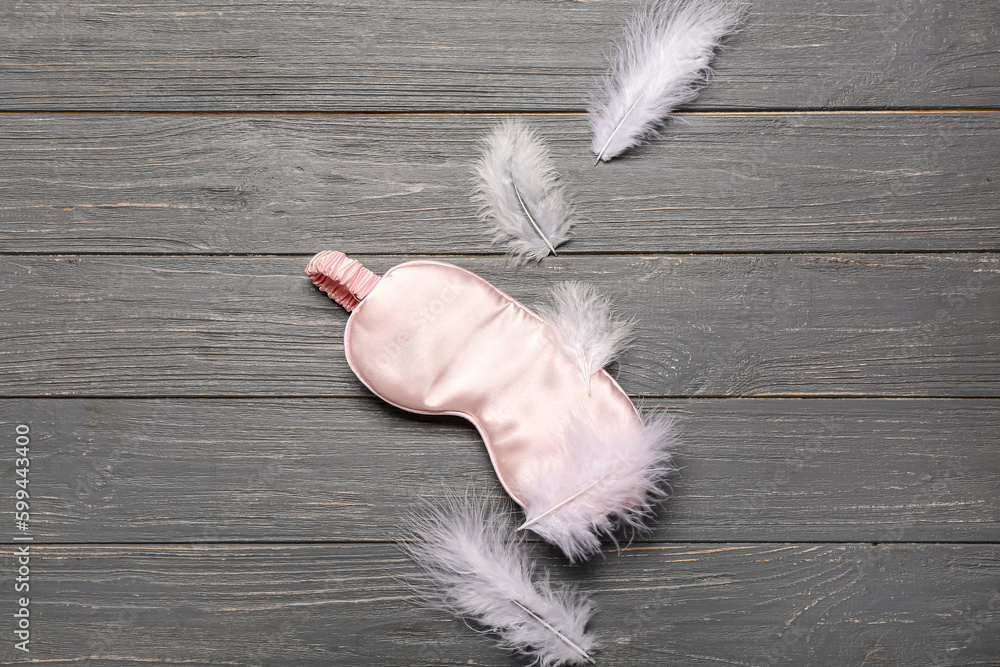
<box><xmin>590</xmin><ymin>0</ymin><xmax>745</xmax><ymax>163</ymax></box>
<box><xmin>518</xmin><ymin>412</ymin><xmax>679</xmax><ymax>563</ymax></box>
<box><xmin>538</xmin><ymin>282</ymin><xmax>636</xmax><ymax>394</ymax></box>
<box><xmin>400</xmin><ymin>491</ymin><xmax>597</xmax><ymax>666</ymax></box>
<box><xmin>473</xmin><ymin>118</ymin><xmax>579</xmax><ymax>262</ymax></box>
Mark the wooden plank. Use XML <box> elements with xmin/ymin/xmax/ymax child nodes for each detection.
<box><xmin>2</xmin><ymin>0</ymin><xmax>999</xmax><ymax>111</ymax></box>
<box><xmin>0</xmin><ymin>543</ymin><xmax>996</xmax><ymax>665</ymax></box>
<box><xmin>1</xmin><ymin>112</ymin><xmax>998</xmax><ymax>254</ymax></box>
<box><xmin>2</xmin><ymin>254</ymin><xmax>998</xmax><ymax>398</ymax></box>
<box><xmin>1</xmin><ymin>398</ymin><xmax>997</xmax><ymax>543</ymax></box>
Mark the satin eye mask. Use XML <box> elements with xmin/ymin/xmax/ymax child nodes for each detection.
<box><xmin>307</xmin><ymin>251</ymin><xmax>675</xmax><ymax>561</ymax></box>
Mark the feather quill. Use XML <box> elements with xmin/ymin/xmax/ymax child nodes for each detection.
<box><xmin>518</xmin><ymin>412</ymin><xmax>678</xmax><ymax>563</ymax></box>
<box><xmin>473</xmin><ymin>118</ymin><xmax>579</xmax><ymax>262</ymax></box>
<box><xmin>589</xmin><ymin>0</ymin><xmax>744</xmax><ymax>163</ymax></box>
<box><xmin>538</xmin><ymin>282</ymin><xmax>636</xmax><ymax>395</ymax></box>
<box><xmin>401</xmin><ymin>491</ymin><xmax>597</xmax><ymax>666</ymax></box>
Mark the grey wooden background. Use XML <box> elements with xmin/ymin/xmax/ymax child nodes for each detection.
<box><xmin>1</xmin><ymin>1</ymin><xmax>998</xmax><ymax>665</ymax></box>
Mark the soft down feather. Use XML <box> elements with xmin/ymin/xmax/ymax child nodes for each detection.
<box><xmin>589</xmin><ymin>0</ymin><xmax>744</xmax><ymax>162</ymax></box>
<box><xmin>473</xmin><ymin>118</ymin><xmax>579</xmax><ymax>262</ymax></box>
<box><xmin>519</xmin><ymin>412</ymin><xmax>679</xmax><ymax>563</ymax></box>
<box><xmin>538</xmin><ymin>281</ymin><xmax>636</xmax><ymax>395</ymax></box>
<box><xmin>401</xmin><ymin>491</ymin><xmax>597</xmax><ymax>666</ymax></box>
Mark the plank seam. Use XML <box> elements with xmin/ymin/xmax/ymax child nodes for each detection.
<box><xmin>3</xmin><ymin>250</ymin><xmax>999</xmax><ymax>258</ymax></box>
<box><xmin>1</xmin><ymin>108</ymin><xmax>999</xmax><ymax>116</ymax></box>
<box><xmin>3</xmin><ymin>540</ymin><xmax>998</xmax><ymax>547</ymax></box>
<box><xmin>4</xmin><ymin>395</ymin><xmax>1000</xmax><ymax>401</ymax></box>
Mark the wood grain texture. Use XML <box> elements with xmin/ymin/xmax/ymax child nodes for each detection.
<box><xmin>3</xmin><ymin>0</ymin><xmax>998</xmax><ymax>664</ymax></box>
<box><xmin>2</xmin><ymin>0</ymin><xmax>999</xmax><ymax>112</ymax></box>
<box><xmin>1</xmin><ymin>112</ymin><xmax>998</xmax><ymax>254</ymax></box>
<box><xmin>0</xmin><ymin>543</ymin><xmax>996</xmax><ymax>665</ymax></box>
<box><xmin>1</xmin><ymin>398</ymin><xmax>996</xmax><ymax>543</ymax></box>
<box><xmin>2</xmin><ymin>254</ymin><xmax>998</xmax><ymax>398</ymax></box>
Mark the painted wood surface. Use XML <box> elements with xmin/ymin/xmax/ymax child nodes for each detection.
<box><xmin>1</xmin><ymin>0</ymin><xmax>998</xmax><ymax>664</ymax></box>
<box><xmin>2</xmin><ymin>254</ymin><xmax>998</xmax><ymax>397</ymax></box>
<box><xmin>1</xmin><ymin>112</ymin><xmax>998</xmax><ymax>254</ymax></box>
<box><xmin>2</xmin><ymin>0</ymin><xmax>999</xmax><ymax>111</ymax></box>
<box><xmin>0</xmin><ymin>398</ymin><xmax>996</xmax><ymax>543</ymax></box>
<box><xmin>0</xmin><ymin>543</ymin><xmax>997</xmax><ymax>665</ymax></box>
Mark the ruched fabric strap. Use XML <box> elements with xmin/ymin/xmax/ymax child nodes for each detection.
<box><xmin>305</xmin><ymin>251</ymin><xmax>381</xmax><ymax>312</ymax></box>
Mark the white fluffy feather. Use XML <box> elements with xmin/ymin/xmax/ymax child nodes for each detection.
<box><xmin>538</xmin><ymin>282</ymin><xmax>635</xmax><ymax>394</ymax></box>
<box><xmin>473</xmin><ymin>118</ymin><xmax>578</xmax><ymax>262</ymax></box>
<box><xmin>589</xmin><ymin>0</ymin><xmax>744</xmax><ymax>162</ymax></box>
<box><xmin>401</xmin><ymin>491</ymin><xmax>597</xmax><ymax>666</ymax></box>
<box><xmin>519</xmin><ymin>413</ymin><xmax>678</xmax><ymax>563</ymax></box>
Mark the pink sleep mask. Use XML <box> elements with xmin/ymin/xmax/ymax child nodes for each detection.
<box><xmin>307</xmin><ymin>251</ymin><xmax>675</xmax><ymax>561</ymax></box>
